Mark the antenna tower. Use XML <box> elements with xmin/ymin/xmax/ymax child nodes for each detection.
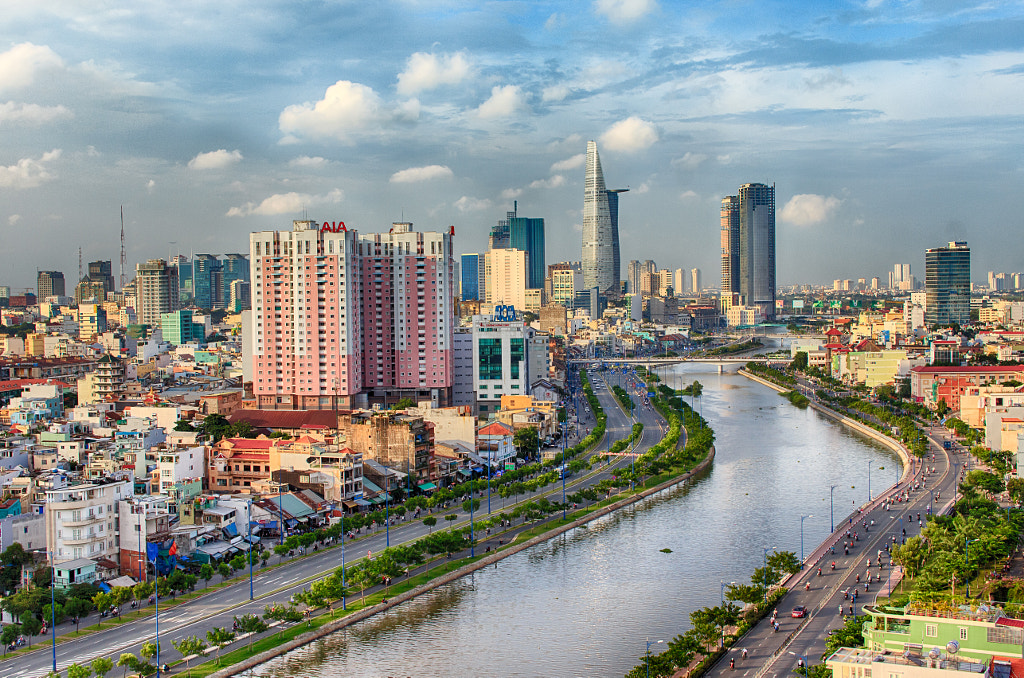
<box><xmin>78</xmin><ymin>247</ymin><xmax>83</xmax><ymax>283</ymax></box>
<box><xmin>120</xmin><ymin>206</ymin><xmax>127</xmax><ymax>290</ymax></box>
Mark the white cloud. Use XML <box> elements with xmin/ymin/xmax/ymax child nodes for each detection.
<box><xmin>394</xmin><ymin>97</ymin><xmax>421</xmax><ymax>122</ymax></box>
<box><xmin>671</xmin><ymin>152</ymin><xmax>706</xmax><ymax>169</ymax></box>
<box><xmin>289</xmin><ymin>156</ymin><xmax>329</xmax><ymax>168</ymax></box>
<box><xmin>396</xmin><ymin>52</ymin><xmax>471</xmax><ymax>96</ymax></box>
<box><xmin>454</xmin><ymin>196</ymin><xmax>492</xmax><ymax>212</ymax></box>
<box><xmin>594</xmin><ymin>0</ymin><xmax>657</xmax><ymax>22</ymax></box>
<box><xmin>544</xmin><ymin>13</ymin><xmax>564</xmax><ymax>30</ymax></box>
<box><xmin>0</xmin><ymin>102</ymin><xmax>72</xmax><ymax>124</ymax></box>
<box><xmin>551</xmin><ymin>154</ymin><xmax>585</xmax><ymax>172</ymax></box>
<box><xmin>501</xmin><ymin>187</ymin><xmax>523</xmax><ymax>199</ymax></box>
<box><xmin>0</xmin><ymin>43</ymin><xmax>63</xmax><ymax>91</ymax></box>
<box><xmin>780</xmin><ymin>194</ymin><xmax>842</xmax><ymax>226</ymax></box>
<box><xmin>476</xmin><ymin>85</ymin><xmax>525</xmax><ymax>119</ymax></box>
<box><xmin>390</xmin><ymin>165</ymin><xmax>453</xmax><ymax>183</ymax></box>
<box><xmin>600</xmin><ymin>117</ymin><xmax>658</xmax><ymax>152</ymax></box>
<box><xmin>529</xmin><ymin>175</ymin><xmax>566</xmax><ymax>189</ymax></box>
<box><xmin>8</xmin><ymin>214</ymin><xmax>21</xmax><ymax>225</ymax></box>
<box><xmin>636</xmin><ymin>182</ymin><xmax>650</xmax><ymax>194</ymax></box>
<box><xmin>227</xmin><ymin>188</ymin><xmax>344</xmax><ymax>217</ymax></box>
<box><xmin>572</xmin><ymin>222</ymin><xmax>583</xmax><ymax>232</ymax></box>
<box><xmin>0</xmin><ymin>148</ymin><xmax>61</xmax><ymax>189</ymax></box>
<box><xmin>188</xmin><ymin>149</ymin><xmax>243</xmax><ymax>170</ymax></box>
<box><xmin>279</xmin><ymin>80</ymin><xmax>384</xmax><ymax>143</ymax></box>
<box><xmin>679</xmin><ymin>189</ymin><xmax>699</xmax><ymax>201</ymax></box>
<box><xmin>542</xmin><ymin>85</ymin><xmax>570</xmax><ymax>102</ymax></box>
<box><xmin>146</xmin><ymin>179</ymin><xmax>155</xmax><ymax>192</ymax></box>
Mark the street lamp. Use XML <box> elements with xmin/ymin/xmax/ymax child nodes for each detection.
<box><xmin>561</xmin><ymin>422</ymin><xmax>567</xmax><ymax>521</ymax></box>
<box><xmin>868</xmin><ymin>461</ymin><xmax>872</xmax><ymax>502</ymax></box>
<box><xmin>965</xmin><ymin>537</ymin><xmax>979</xmax><ymax>600</ymax></box>
<box><xmin>646</xmin><ymin>638</ymin><xmax>664</xmax><ymax>678</ymax></box>
<box><xmin>50</xmin><ymin>556</ymin><xmax>56</xmax><ymax>674</ymax></box>
<box><xmin>247</xmin><ymin>499</ymin><xmax>254</xmax><ymax>601</ymax></box>
<box><xmin>788</xmin><ymin>651</ymin><xmax>809</xmax><ymax>675</ymax></box>
<box><xmin>830</xmin><ymin>485</ymin><xmax>837</xmax><ymax>533</ymax></box>
<box><xmin>340</xmin><ymin>510</ymin><xmax>347</xmax><ymax>610</ymax></box>
<box><xmin>762</xmin><ymin>546</ymin><xmax>776</xmax><ymax>603</ymax></box>
<box><xmin>800</xmin><ymin>514</ymin><xmax>813</xmax><ymax>565</ymax></box>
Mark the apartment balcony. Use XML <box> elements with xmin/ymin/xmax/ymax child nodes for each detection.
<box><xmin>62</xmin><ymin>534</ymin><xmax>102</xmax><ymax>546</ymax></box>
<box><xmin>61</xmin><ymin>514</ymin><xmax>103</xmax><ymax>527</ymax></box>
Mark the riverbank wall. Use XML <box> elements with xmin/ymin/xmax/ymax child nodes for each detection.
<box><xmin>213</xmin><ymin>447</ymin><xmax>717</xmax><ymax>677</ymax></box>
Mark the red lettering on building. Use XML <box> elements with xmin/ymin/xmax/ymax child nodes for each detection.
<box><xmin>320</xmin><ymin>221</ymin><xmax>347</xmax><ymax>233</ymax></box>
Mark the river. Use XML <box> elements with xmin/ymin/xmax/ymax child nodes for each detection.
<box><xmin>249</xmin><ymin>363</ymin><xmax>897</xmax><ymax>678</ymax></box>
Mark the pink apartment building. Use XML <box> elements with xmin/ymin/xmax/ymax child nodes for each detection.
<box><xmin>249</xmin><ymin>220</ymin><xmax>454</xmax><ymax>410</ymax></box>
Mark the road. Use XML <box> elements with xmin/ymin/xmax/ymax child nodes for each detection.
<box><xmin>704</xmin><ymin>420</ymin><xmax>964</xmax><ymax>678</ymax></box>
<box><xmin>8</xmin><ymin>370</ymin><xmax>670</xmax><ymax>677</ymax></box>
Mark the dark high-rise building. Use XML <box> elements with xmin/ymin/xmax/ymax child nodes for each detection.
<box><xmin>507</xmin><ymin>207</ymin><xmax>545</xmax><ymax>290</ymax></box>
<box><xmin>582</xmin><ymin>141</ymin><xmax>627</xmax><ymax>297</ymax></box>
<box><xmin>721</xmin><ymin>183</ymin><xmax>775</xmax><ymax>319</ymax></box>
<box><xmin>192</xmin><ymin>254</ymin><xmax>222</xmax><ymax>309</ymax></box>
<box><xmin>37</xmin><ymin>271</ymin><xmax>65</xmax><ymax>299</ymax></box>
<box><xmin>925</xmin><ymin>241</ymin><xmax>971</xmax><ymax>327</ymax></box>
<box><xmin>87</xmin><ymin>260</ymin><xmax>115</xmax><ymax>296</ymax></box>
<box><xmin>222</xmin><ymin>254</ymin><xmax>249</xmax><ymax>307</ymax></box>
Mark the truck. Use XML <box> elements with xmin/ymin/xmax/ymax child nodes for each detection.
<box><xmin>943</xmin><ymin>440</ymin><xmax>953</xmax><ymax>450</ymax></box>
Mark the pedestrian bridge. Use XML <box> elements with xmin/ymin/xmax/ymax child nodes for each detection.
<box><xmin>570</xmin><ymin>356</ymin><xmax>786</xmax><ymax>366</ymax></box>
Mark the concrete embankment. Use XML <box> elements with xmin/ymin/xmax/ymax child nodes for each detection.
<box><xmin>213</xmin><ymin>447</ymin><xmax>717</xmax><ymax>677</ymax></box>
<box><xmin>739</xmin><ymin>369</ymin><xmax>910</xmax><ymax>483</ymax></box>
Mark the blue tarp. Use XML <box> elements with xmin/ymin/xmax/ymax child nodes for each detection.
<box><xmin>98</xmin><ymin>582</ymin><xmax>111</xmax><ymax>592</ymax></box>
<box><xmin>223</xmin><ymin>523</ymin><xmax>238</xmax><ymax>538</ymax></box>
<box><xmin>260</xmin><ymin>520</ymin><xmax>278</xmax><ymax>529</ymax></box>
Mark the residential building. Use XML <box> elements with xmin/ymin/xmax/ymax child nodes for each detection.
<box><xmin>249</xmin><ymin>219</ymin><xmax>454</xmax><ymax>411</ymax></box>
<box><xmin>720</xmin><ymin>195</ymin><xmax>740</xmax><ymax>295</ymax></box>
<box><xmin>926</xmin><ymin>241</ymin><xmax>971</xmax><ymax>327</ymax></box>
<box><xmin>582</xmin><ymin>140</ymin><xmax>626</xmax><ymax>296</ymax></box>
<box><xmin>691</xmin><ymin>268</ymin><xmax>702</xmax><ymax>294</ymax></box>
<box><xmin>156</xmin><ymin>444</ymin><xmax>205</xmax><ymax>494</ymax></box>
<box><xmin>135</xmin><ymin>259</ymin><xmax>180</xmax><ymax>326</ymax></box>
<box><xmin>118</xmin><ymin>495</ymin><xmax>172</xmax><ymax>577</ymax></box>
<box><xmin>890</xmin><ymin>263</ymin><xmax>914</xmax><ymax>290</ymax></box>
<box><xmin>340</xmin><ymin>409</ymin><xmax>433</xmax><ymax>484</ymax></box>
<box><xmin>911</xmin><ymin>365</ymin><xmax>1024</xmax><ymax>410</ymax></box>
<box><xmin>477</xmin><ymin>421</ymin><xmax>516</xmax><ymax>466</ymax></box>
<box><xmin>827</xmin><ymin>646</ymin><xmax>1002</xmax><ymax>678</ymax></box>
<box><xmin>45</xmin><ymin>477</ymin><xmax>133</xmax><ymax>563</ymax></box>
<box><xmin>207</xmin><ymin>437</ymin><xmax>274</xmax><ymax>492</ymax></box>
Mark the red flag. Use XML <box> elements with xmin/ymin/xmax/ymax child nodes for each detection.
<box><xmin>168</xmin><ymin>541</ymin><xmax>178</xmax><ymax>556</ymax></box>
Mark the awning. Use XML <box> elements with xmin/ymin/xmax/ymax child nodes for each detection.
<box><xmin>471</xmin><ymin>466</ymin><xmax>484</xmax><ymax>472</ymax></box>
<box><xmin>354</xmin><ymin>498</ymin><xmax>372</xmax><ymax>507</ymax></box>
<box><xmin>260</xmin><ymin>520</ymin><xmax>278</xmax><ymax>530</ymax></box>
<box><xmin>457</xmin><ymin>469</ymin><xmax>472</xmax><ymax>477</ymax></box>
<box><xmin>222</xmin><ymin>523</ymin><xmax>238</xmax><ymax>538</ymax></box>
<box><xmin>285</xmin><ymin>519</ymin><xmax>298</xmax><ymax>528</ymax></box>
<box><xmin>417</xmin><ymin>482</ymin><xmax>437</xmax><ymax>491</ymax></box>
<box><xmin>342</xmin><ymin>500</ymin><xmax>359</xmax><ymax>509</ymax></box>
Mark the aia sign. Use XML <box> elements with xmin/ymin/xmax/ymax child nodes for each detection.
<box><xmin>320</xmin><ymin>221</ymin><xmax>347</xmax><ymax>233</ymax></box>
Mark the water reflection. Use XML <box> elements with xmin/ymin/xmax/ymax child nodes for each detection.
<box><xmin>252</xmin><ymin>364</ymin><xmax>896</xmax><ymax>678</ymax></box>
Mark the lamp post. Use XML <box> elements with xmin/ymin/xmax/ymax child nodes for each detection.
<box><xmin>762</xmin><ymin>546</ymin><xmax>775</xmax><ymax>603</ymax></box>
<box><xmin>800</xmin><ymin>514</ymin><xmax>813</xmax><ymax>565</ymax></box>
<box><xmin>928</xmin><ymin>489</ymin><xmax>935</xmax><ymax>515</ymax></box>
<box><xmin>646</xmin><ymin>638</ymin><xmax>664</xmax><ymax>678</ymax></box>
<box><xmin>469</xmin><ymin>489</ymin><xmax>475</xmax><ymax>558</ymax></box>
<box><xmin>50</xmin><ymin>556</ymin><xmax>56</xmax><ymax>674</ymax></box>
<box><xmin>561</xmin><ymin>422</ymin><xmax>567</xmax><ymax>521</ymax></box>
<box><xmin>867</xmin><ymin>461</ymin><xmax>872</xmax><ymax>502</ymax></box>
<box><xmin>486</xmin><ymin>442</ymin><xmax>492</xmax><ymax>515</ymax></box>
<box><xmin>830</xmin><ymin>485</ymin><xmax>837</xmax><ymax>533</ymax></box>
<box><xmin>385</xmin><ymin>481</ymin><xmax>390</xmax><ymax>549</ymax></box>
<box><xmin>340</xmin><ymin>509</ymin><xmax>346</xmax><ymax>610</ymax></box>
<box><xmin>277</xmin><ymin>476</ymin><xmax>285</xmax><ymax>546</ymax></box>
<box><xmin>247</xmin><ymin>498</ymin><xmax>254</xmax><ymax>601</ymax></box>
<box><xmin>154</xmin><ymin>561</ymin><xmax>161</xmax><ymax>678</ymax></box>
<box><xmin>954</xmin><ymin>463</ymin><xmax>960</xmax><ymax>503</ymax></box>
<box><xmin>788</xmin><ymin>651</ymin><xmax>808</xmax><ymax>675</ymax></box>
<box><xmin>965</xmin><ymin>537</ymin><xmax>979</xmax><ymax>600</ymax></box>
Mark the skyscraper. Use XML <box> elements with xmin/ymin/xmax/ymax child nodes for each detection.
<box><xmin>37</xmin><ymin>271</ymin><xmax>65</xmax><ymax>299</ymax></box>
<box><xmin>721</xmin><ymin>184</ymin><xmax>775</xmax><ymax>319</ymax></box>
<box><xmin>87</xmin><ymin>260</ymin><xmax>115</xmax><ymax>296</ymax></box>
<box><xmin>135</xmin><ymin>259</ymin><xmax>180</xmax><ymax>326</ymax></box>
<box><xmin>461</xmin><ymin>253</ymin><xmax>484</xmax><ymax>301</ymax></box>
<box><xmin>582</xmin><ymin>141</ymin><xmax>627</xmax><ymax>296</ymax></box>
<box><xmin>508</xmin><ymin>210</ymin><xmax>545</xmax><ymax>290</ymax></box>
<box><xmin>925</xmin><ymin>241</ymin><xmax>970</xmax><ymax>327</ymax></box>
<box><xmin>484</xmin><ymin>248</ymin><xmax>528</xmax><ymax>310</ymax></box>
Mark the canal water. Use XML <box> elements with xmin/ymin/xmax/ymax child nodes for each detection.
<box><xmin>250</xmin><ymin>363</ymin><xmax>897</xmax><ymax>678</ymax></box>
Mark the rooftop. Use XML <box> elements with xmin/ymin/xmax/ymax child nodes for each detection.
<box><xmin>828</xmin><ymin>648</ymin><xmax>987</xmax><ymax>674</ymax></box>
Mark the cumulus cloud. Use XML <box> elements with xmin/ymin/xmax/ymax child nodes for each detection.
<box><xmin>8</xmin><ymin>214</ymin><xmax>21</xmax><ymax>225</ymax></box>
<box><xmin>551</xmin><ymin>153</ymin><xmax>585</xmax><ymax>172</ymax></box>
<box><xmin>476</xmin><ymin>85</ymin><xmax>525</xmax><ymax>119</ymax></box>
<box><xmin>542</xmin><ymin>85</ymin><xmax>570</xmax><ymax>102</ymax></box>
<box><xmin>780</xmin><ymin>194</ymin><xmax>842</xmax><ymax>226</ymax></box>
<box><xmin>594</xmin><ymin>0</ymin><xmax>657</xmax><ymax>22</ymax></box>
<box><xmin>396</xmin><ymin>52</ymin><xmax>471</xmax><ymax>95</ymax></box>
<box><xmin>0</xmin><ymin>43</ymin><xmax>63</xmax><ymax>91</ymax></box>
<box><xmin>146</xmin><ymin>179</ymin><xmax>155</xmax><ymax>192</ymax></box>
<box><xmin>454</xmin><ymin>196</ymin><xmax>492</xmax><ymax>212</ymax></box>
<box><xmin>671</xmin><ymin>152</ymin><xmax>706</xmax><ymax>169</ymax></box>
<box><xmin>289</xmin><ymin>155</ymin><xmax>329</xmax><ymax>168</ymax></box>
<box><xmin>501</xmin><ymin>188</ymin><xmax>523</xmax><ymax>200</ymax></box>
<box><xmin>188</xmin><ymin>149</ymin><xmax>243</xmax><ymax>170</ymax></box>
<box><xmin>279</xmin><ymin>80</ymin><xmax>384</xmax><ymax>143</ymax></box>
<box><xmin>227</xmin><ymin>188</ymin><xmax>344</xmax><ymax>217</ymax></box>
<box><xmin>529</xmin><ymin>175</ymin><xmax>566</xmax><ymax>189</ymax></box>
<box><xmin>0</xmin><ymin>148</ymin><xmax>61</xmax><ymax>189</ymax></box>
<box><xmin>600</xmin><ymin>117</ymin><xmax>658</xmax><ymax>152</ymax></box>
<box><xmin>0</xmin><ymin>102</ymin><xmax>72</xmax><ymax>125</ymax></box>
<box><xmin>679</xmin><ymin>189</ymin><xmax>699</xmax><ymax>201</ymax></box>
<box><xmin>390</xmin><ymin>165</ymin><xmax>453</xmax><ymax>183</ymax></box>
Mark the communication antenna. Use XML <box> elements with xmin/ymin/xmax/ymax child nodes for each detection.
<box><xmin>78</xmin><ymin>247</ymin><xmax>83</xmax><ymax>283</ymax></box>
<box><xmin>120</xmin><ymin>206</ymin><xmax>127</xmax><ymax>290</ymax></box>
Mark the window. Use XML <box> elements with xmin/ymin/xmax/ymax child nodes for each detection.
<box><xmin>478</xmin><ymin>338</ymin><xmax>503</xmax><ymax>380</ymax></box>
<box><xmin>924</xmin><ymin>624</ymin><xmax>937</xmax><ymax>638</ymax></box>
<box><xmin>960</xmin><ymin>627</ymin><xmax>968</xmax><ymax>641</ymax></box>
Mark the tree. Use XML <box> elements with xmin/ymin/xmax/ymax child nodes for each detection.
<box><xmin>116</xmin><ymin>653</ymin><xmax>137</xmax><ymax>678</ymax></box>
<box><xmin>445</xmin><ymin>514</ymin><xmax>458</xmax><ymax>531</ymax></box>
<box><xmin>20</xmin><ymin>610</ymin><xmax>41</xmax><ymax>646</ymax></box>
<box><xmin>66</xmin><ymin>663</ymin><xmax>92</xmax><ymax>678</ymax></box>
<box><xmin>236</xmin><ymin>612</ymin><xmax>269</xmax><ymax>650</ymax></box>
<box><xmin>110</xmin><ymin>586</ymin><xmax>132</xmax><ymax>616</ymax></box>
<box><xmin>43</xmin><ymin>602</ymin><xmax>64</xmax><ymax>626</ymax></box>
<box><xmin>260</xmin><ymin>550</ymin><xmax>271</xmax><ymax>567</ymax></box>
<box><xmin>263</xmin><ymin>603</ymin><xmax>302</xmax><ymax>637</ymax></box>
<box><xmin>423</xmin><ymin>516</ymin><xmax>437</xmax><ymax>533</ymax></box>
<box><xmin>936</xmin><ymin>398</ymin><xmax>949</xmax><ymax>417</ymax></box>
<box><xmin>199</xmin><ymin>563</ymin><xmax>214</xmax><ymax>588</ymax></box>
<box><xmin>91</xmin><ymin>591</ymin><xmax>112</xmax><ymax>627</ymax></box>
<box><xmin>1007</xmin><ymin>477</ymin><xmax>1024</xmax><ymax>505</ymax></box>
<box><xmin>389</xmin><ymin>397</ymin><xmax>415</xmax><ymax>410</ymax></box>
<box><xmin>65</xmin><ymin>596</ymin><xmax>91</xmax><ymax>633</ymax></box>
<box><xmin>206</xmin><ymin>626</ymin><xmax>235</xmax><ymax>665</ymax></box>
<box><xmin>514</xmin><ymin>427</ymin><xmax>540</xmax><ymax>460</ymax></box>
<box><xmin>1</xmin><ymin>623</ymin><xmax>20</xmax><ymax>655</ymax></box>
<box><xmin>173</xmin><ymin>635</ymin><xmax>207</xmax><ymax>676</ymax></box>
<box><xmin>173</xmin><ymin>419</ymin><xmax>195</xmax><ymax>432</ymax></box>
<box><xmin>90</xmin><ymin>657</ymin><xmax>114</xmax><ymax>678</ymax></box>
<box><xmin>766</xmin><ymin>550</ymin><xmax>802</xmax><ymax>576</ymax></box>
<box><xmin>139</xmin><ymin>640</ymin><xmax>159</xmax><ymax>665</ymax></box>
<box><xmin>790</xmin><ymin>351</ymin><xmax>809</xmax><ymax>371</ymax></box>
<box><xmin>217</xmin><ymin>562</ymin><xmax>232</xmax><ymax>580</ymax></box>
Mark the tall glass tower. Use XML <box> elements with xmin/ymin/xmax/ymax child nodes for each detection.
<box><xmin>738</xmin><ymin>183</ymin><xmax>775</xmax><ymax>320</ymax></box>
<box><xmin>582</xmin><ymin>141</ymin><xmax>626</xmax><ymax>296</ymax></box>
<box><xmin>925</xmin><ymin>241</ymin><xmax>970</xmax><ymax>327</ymax></box>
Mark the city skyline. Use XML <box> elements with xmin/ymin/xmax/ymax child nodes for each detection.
<box><xmin>1</xmin><ymin>1</ymin><xmax>1023</xmax><ymax>290</ymax></box>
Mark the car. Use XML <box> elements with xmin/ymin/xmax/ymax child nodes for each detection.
<box><xmin>791</xmin><ymin>605</ymin><xmax>807</xmax><ymax>618</ymax></box>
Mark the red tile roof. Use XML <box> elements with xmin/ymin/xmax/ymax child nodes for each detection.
<box><xmin>478</xmin><ymin>421</ymin><xmax>513</xmax><ymax>436</ymax></box>
<box><xmin>911</xmin><ymin>366</ymin><xmax>1024</xmax><ymax>373</ymax></box>
<box><xmin>229</xmin><ymin>409</ymin><xmax>342</xmax><ymax>430</ymax></box>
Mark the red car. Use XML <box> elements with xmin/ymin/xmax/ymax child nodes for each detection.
<box><xmin>792</xmin><ymin>606</ymin><xmax>808</xmax><ymax>618</ymax></box>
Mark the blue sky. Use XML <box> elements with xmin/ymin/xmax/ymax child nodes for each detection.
<box><xmin>1</xmin><ymin>0</ymin><xmax>1023</xmax><ymax>292</ymax></box>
